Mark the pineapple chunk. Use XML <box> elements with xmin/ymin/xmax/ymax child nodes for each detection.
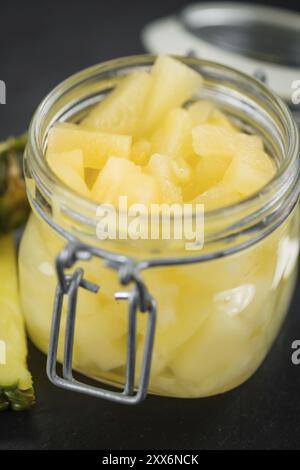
<box><xmin>75</xmin><ymin>289</ymin><xmax>127</xmax><ymax>371</ymax></box>
<box><xmin>188</xmin><ymin>100</ymin><xmax>215</xmax><ymax>125</ymax></box>
<box><xmin>92</xmin><ymin>156</ymin><xmax>158</xmax><ymax>206</ymax></box>
<box><xmin>223</xmin><ymin>149</ymin><xmax>276</xmax><ymax>197</ymax></box>
<box><xmin>47</xmin><ymin>124</ymin><xmax>131</xmax><ymax>169</ymax></box>
<box><xmin>188</xmin><ymin>101</ymin><xmax>236</xmax><ymax>131</ymax></box>
<box><xmin>235</xmin><ymin>133</ymin><xmax>264</xmax><ymax>151</ymax></box>
<box><xmin>171</xmin><ymin>158</ymin><xmax>192</xmax><ymax>185</ymax></box>
<box><xmin>189</xmin><ymin>124</ymin><xmax>235</xmax><ymax>200</ymax></box>
<box><xmin>193</xmin><ymin>125</ymin><xmax>261</xmax><ymax>158</ymax></box>
<box><xmin>192</xmin><ymin>183</ymin><xmax>241</xmax><ymax>210</ymax></box>
<box><xmin>151</xmin><ymin>108</ymin><xmax>193</xmax><ymax>159</ymax></box>
<box><xmin>192</xmin><ymin>124</ymin><xmax>235</xmax><ymax>159</ymax></box>
<box><xmin>183</xmin><ymin>154</ymin><xmax>231</xmax><ymax>201</ymax></box>
<box><xmin>146</xmin><ymin>154</ymin><xmax>182</xmax><ymax>203</ymax></box>
<box><xmin>0</xmin><ymin>234</ymin><xmax>34</xmax><ymax>411</ymax></box>
<box><xmin>136</xmin><ymin>270</ymin><xmax>209</xmax><ymax>376</ymax></box>
<box><xmin>209</xmin><ymin>109</ymin><xmax>237</xmax><ymax>131</ymax></box>
<box><xmin>170</xmin><ymin>311</ymin><xmax>252</xmax><ymax>395</ymax></box>
<box><xmin>47</xmin><ymin>149</ymin><xmax>84</xmax><ymax>178</ymax></box>
<box><xmin>143</xmin><ymin>55</ymin><xmax>203</xmax><ymax>134</ymax></box>
<box><xmin>50</xmin><ymin>160</ymin><xmax>90</xmax><ymax>198</ymax></box>
<box><xmin>131</xmin><ymin>138</ymin><xmax>152</xmax><ymax>165</ymax></box>
<box><xmin>83</xmin><ymin>71</ymin><xmax>151</xmax><ymax>138</ymax></box>
<box><xmin>196</xmin><ymin>153</ymin><xmax>231</xmax><ymax>190</ymax></box>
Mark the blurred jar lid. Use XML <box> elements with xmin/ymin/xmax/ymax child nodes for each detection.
<box><xmin>142</xmin><ymin>2</ymin><xmax>300</xmax><ymax>106</ymax></box>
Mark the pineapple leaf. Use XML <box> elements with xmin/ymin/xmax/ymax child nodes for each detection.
<box><xmin>0</xmin><ymin>133</ymin><xmax>30</xmax><ymax>232</ymax></box>
<box><xmin>2</xmin><ymin>387</ymin><xmax>35</xmax><ymax>411</ymax></box>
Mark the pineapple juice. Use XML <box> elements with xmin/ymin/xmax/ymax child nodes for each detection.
<box><xmin>19</xmin><ymin>56</ymin><xmax>300</xmax><ymax>398</ymax></box>
<box><xmin>20</xmin><ymin>209</ymin><xmax>299</xmax><ymax>397</ymax></box>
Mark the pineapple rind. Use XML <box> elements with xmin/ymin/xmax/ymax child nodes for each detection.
<box><xmin>0</xmin><ymin>234</ymin><xmax>35</xmax><ymax>411</ymax></box>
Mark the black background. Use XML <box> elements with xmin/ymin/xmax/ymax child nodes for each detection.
<box><xmin>1</xmin><ymin>0</ymin><xmax>300</xmax><ymax>450</ymax></box>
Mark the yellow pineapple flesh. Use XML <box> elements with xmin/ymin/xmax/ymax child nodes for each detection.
<box><xmin>92</xmin><ymin>156</ymin><xmax>158</xmax><ymax>207</ymax></box>
<box><xmin>0</xmin><ymin>234</ymin><xmax>34</xmax><ymax>411</ymax></box>
<box><xmin>151</xmin><ymin>108</ymin><xmax>193</xmax><ymax>159</ymax></box>
<box><xmin>142</xmin><ymin>55</ymin><xmax>203</xmax><ymax>134</ymax></box>
<box><xmin>82</xmin><ymin>71</ymin><xmax>151</xmax><ymax>138</ymax></box>
<box><xmin>47</xmin><ymin>124</ymin><xmax>131</xmax><ymax>170</ymax></box>
<box><xmin>47</xmin><ymin>149</ymin><xmax>85</xmax><ymax>178</ymax></box>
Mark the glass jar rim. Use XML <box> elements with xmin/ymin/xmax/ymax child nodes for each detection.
<box><xmin>26</xmin><ymin>54</ymin><xmax>300</xmax><ymax>257</ymax></box>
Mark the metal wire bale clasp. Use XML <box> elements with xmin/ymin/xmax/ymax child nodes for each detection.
<box><xmin>47</xmin><ymin>241</ymin><xmax>157</xmax><ymax>404</ymax></box>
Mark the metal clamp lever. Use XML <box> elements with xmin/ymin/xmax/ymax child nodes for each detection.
<box><xmin>47</xmin><ymin>241</ymin><xmax>157</xmax><ymax>404</ymax></box>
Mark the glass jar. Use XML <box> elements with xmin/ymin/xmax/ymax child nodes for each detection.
<box><xmin>19</xmin><ymin>55</ymin><xmax>300</xmax><ymax>401</ymax></box>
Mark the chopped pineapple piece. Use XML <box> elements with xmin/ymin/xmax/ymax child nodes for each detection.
<box><xmin>183</xmin><ymin>154</ymin><xmax>231</xmax><ymax>200</ymax></box>
<box><xmin>188</xmin><ymin>101</ymin><xmax>237</xmax><ymax>131</ymax></box>
<box><xmin>171</xmin><ymin>158</ymin><xmax>192</xmax><ymax>185</ymax></box>
<box><xmin>131</xmin><ymin>138</ymin><xmax>152</xmax><ymax>165</ymax></box>
<box><xmin>47</xmin><ymin>124</ymin><xmax>131</xmax><ymax>169</ymax></box>
<box><xmin>146</xmin><ymin>154</ymin><xmax>182</xmax><ymax>203</ymax></box>
<box><xmin>47</xmin><ymin>149</ymin><xmax>84</xmax><ymax>178</ymax></box>
<box><xmin>209</xmin><ymin>109</ymin><xmax>237</xmax><ymax>131</ymax></box>
<box><xmin>92</xmin><ymin>156</ymin><xmax>158</xmax><ymax>206</ymax></box>
<box><xmin>188</xmin><ymin>100</ymin><xmax>215</xmax><ymax>125</ymax></box>
<box><xmin>136</xmin><ymin>271</ymin><xmax>209</xmax><ymax>376</ymax></box>
<box><xmin>0</xmin><ymin>234</ymin><xmax>34</xmax><ymax>411</ymax></box>
<box><xmin>82</xmin><ymin>71</ymin><xmax>151</xmax><ymax>138</ymax></box>
<box><xmin>170</xmin><ymin>311</ymin><xmax>251</xmax><ymax>395</ymax></box>
<box><xmin>50</xmin><ymin>161</ymin><xmax>90</xmax><ymax>198</ymax></box>
<box><xmin>223</xmin><ymin>149</ymin><xmax>276</xmax><ymax>197</ymax></box>
<box><xmin>143</xmin><ymin>55</ymin><xmax>203</xmax><ymax>134</ymax></box>
<box><xmin>192</xmin><ymin>183</ymin><xmax>241</xmax><ymax>210</ymax></box>
<box><xmin>75</xmin><ymin>289</ymin><xmax>127</xmax><ymax>371</ymax></box>
<box><xmin>189</xmin><ymin>124</ymin><xmax>235</xmax><ymax>200</ymax></box>
<box><xmin>196</xmin><ymin>153</ymin><xmax>231</xmax><ymax>191</ymax></box>
<box><xmin>151</xmin><ymin>108</ymin><xmax>193</xmax><ymax>159</ymax></box>
<box><xmin>234</xmin><ymin>133</ymin><xmax>264</xmax><ymax>151</ymax></box>
<box><xmin>192</xmin><ymin>126</ymin><xmax>261</xmax><ymax>158</ymax></box>
<box><xmin>192</xmin><ymin>124</ymin><xmax>235</xmax><ymax>159</ymax></box>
